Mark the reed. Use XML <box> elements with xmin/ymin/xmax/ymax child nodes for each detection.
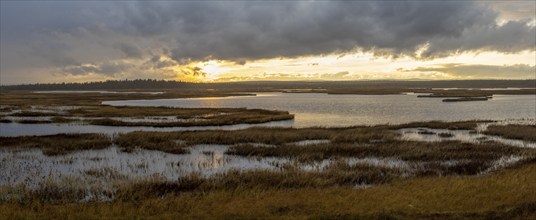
<box><xmin>2</xmin><ymin>162</ymin><xmax>536</xmax><ymax>219</ymax></box>
<box><xmin>483</xmin><ymin>125</ymin><xmax>536</xmax><ymax>142</ymax></box>
<box><xmin>0</xmin><ymin>134</ymin><xmax>111</xmax><ymax>155</ymax></box>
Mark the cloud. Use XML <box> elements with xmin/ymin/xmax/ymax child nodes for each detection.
<box><xmin>61</xmin><ymin>61</ymin><xmax>134</xmax><ymax>76</ymax></box>
<box><xmin>59</xmin><ymin>55</ymin><xmax>206</xmax><ymax>80</ymax></box>
<box><xmin>401</xmin><ymin>64</ymin><xmax>536</xmax><ymax>79</ymax></box>
<box><xmin>1</xmin><ymin>1</ymin><xmax>535</xmax><ymax>83</ymax></box>
<box><xmin>179</xmin><ymin>66</ymin><xmax>206</xmax><ymax>77</ymax></box>
<box><xmin>114</xmin><ymin>1</ymin><xmax>534</xmax><ymax>61</ymax></box>
<box><xmin>215</xmin><ymin>71</ymin><xmax>351</xmax><ymax>82</ymax></box>
<box><xmin>116</xmin><ymin>43</ymin><xmax>142</xmax><ymax>59</ymax></box>
<box><xmin>320</xmin><ymin>71</ymin><xmax>350</xmax><ymax>79</ymax></box>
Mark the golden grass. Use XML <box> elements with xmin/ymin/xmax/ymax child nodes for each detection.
<box><xmin>2</xmin><ymin>162</ymin><xmax>535</xmax><ymax>219</ymax></box>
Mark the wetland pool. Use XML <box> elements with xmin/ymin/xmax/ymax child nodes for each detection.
<box><xmin>104</xmin><ymin>92</ymin><xmax>536</xmax><ymax>127</ymax></box>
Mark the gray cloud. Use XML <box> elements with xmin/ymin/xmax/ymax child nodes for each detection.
<box><xmin>114</xmin><ymin>1</ymin><xmax>533</xmax><ymax>61</ymax></box>
<box><xmin>61</xmin><ymin>65</ymin><xmax>101</xmax><ymax>76</ymax></box>
<box><xmin>61</xmin><ymin>61</ymin><xmax>134</xmax><ymax>76</ymax></box>
<box><xmin>116</xmin><ymin>43</ymin><xmax>142</xmax><ymax>59</ymax></box>
<box><xmin>1</xmin><ymin>1</ymin><xmax>535</xmax><ymax>83</ymax></box>
<box><xmin>402</xmin><ymin>64</ymin><xmax>536</xmax><ymax>79</ymax></box>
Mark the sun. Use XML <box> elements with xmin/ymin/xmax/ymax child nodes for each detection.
<box><xmin>199</xmin><ymin>60</ymin><xmax>225</xmax><ymax>80</ymax></box>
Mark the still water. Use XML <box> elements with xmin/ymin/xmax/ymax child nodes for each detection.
<box><xmin>0</xmin><ymin>120</ymin><xmax>292</xmax><ymax>137</ymax></box>
<box><xmin>104</xmin><ymin>93</ymin><xmax>536</xmax><ymax>127</ymax></box>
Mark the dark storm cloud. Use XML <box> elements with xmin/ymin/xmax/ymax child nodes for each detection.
<box><xmin>112</xmin><ymin>1</ymin><xmax>534</xmax><ymax>61</ymax></box>
<box><xmin>402</xmin><ymin>64</ymin><xmax>536</xmax><ymax>79</ymax></box>
<box><xmin>1</xmin><ymin>1</ymin><xmax>535</xmax><ymax>79</ymax></box>
<box><xmin>116</xmin><ymin>43</ymin><xmax>142</xmax><ymax>59</ymax></box>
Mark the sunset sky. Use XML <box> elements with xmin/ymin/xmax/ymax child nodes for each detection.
<box><xmin>1</xmin><ymin>1</ymin><xmax>535</xmax><ymax>85</ymax></box>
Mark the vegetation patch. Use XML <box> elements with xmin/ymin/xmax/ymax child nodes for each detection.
<box><xmin>0</xmin><ymin>134</ymin><xmax>111</xmax><ymax>155</ymax></box>
<box><xmin>2</xmin><ymin>105</ymin><xmax>294</xmax><ymax>127</ymax></box>
<box><xmin>388</xmin><ymin>120</ymin><xmax>491</xmax><ymax>130</ymax></box>
<box><xmin>483</xmin><ymin>125</ymin><xmax>536</xmax><ymax>142</ymax></box>
<box><xmin>2</xmin><ymin>162</ymin><xmax>536</xmax><ymax>219</ymax></box>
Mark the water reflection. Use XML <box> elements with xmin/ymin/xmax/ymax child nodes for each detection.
<box><xmin>0</xmin><ymin>120</ymin><xmax>294</xmax><ymax>137</ymax></box>
<box><xmin>104</xmin><ymin>93</ymin><xmax>536</xmax><ymax>127</ymax></box>
<box><xmin>398</xmin><ymin>127</ymin><xmax>536</xmax><ymax>148</ymax></box>
<box><xmin>0</xmin><ymin>145</ymin><xmax>288</xmax><ymax>188</ymax></box>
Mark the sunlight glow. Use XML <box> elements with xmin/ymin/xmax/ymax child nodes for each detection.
<box><xmin>192</xmin><ymin>50</ymin><xmax>536</xmax><ymax>82</ymax></box>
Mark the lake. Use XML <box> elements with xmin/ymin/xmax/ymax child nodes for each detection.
<box><xmin>104</xmin><ymin>92</ymin><xmax>536</xmax><ymax>127</ymax></box>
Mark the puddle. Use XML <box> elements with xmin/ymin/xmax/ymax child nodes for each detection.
<box><xmin>348</xmin><ymin>157</ymin><xmax>412</xmax><ymax>170</ymax></box>
<box><xmin>398</xmin><ymin>127</ymin><xmax>536</xmax><ymax>148</ymax></box>
<box><xmin>0</xmin><ymin>144</ymin><xmax>526</xmax><ymax>201</ymax></box>
<box><xmin>0</xmin><ymin>145</ymin><xmax>287</xmax><ymax>189</ymax></box>
<box><xmin>1</xmin><ymin>145</ymin><xmax>421</xmax><ymax>195</ymax></box>
<box><xmin>288</xmin><ymin>139</ymin><xmax>331</xmax><ymax>146</ymax></box>
<box><xmin>2</xmin><ymin>116</ymin><xmax>53</xmax><ymax>121</ymax></box>
<box><xmin>482</xmin><ymin>155</ymin><xmax>525</xmax><ymax>174</ymax></box>
<box><xmin>239</xmin><ymin>143</ymin><xmax>278</xmax><ymax>148</ymax></box>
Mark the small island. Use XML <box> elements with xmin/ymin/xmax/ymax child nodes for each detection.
<box><xmin>442</xmin><ymin>97</ymin><xmax>491</xmax><ymax>102</ymax></box>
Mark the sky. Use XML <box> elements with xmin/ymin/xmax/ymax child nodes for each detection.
<box><xmin>0</xmin><ymin>1</ymin><xmax>535</xmax><ymax>85</ymax></box>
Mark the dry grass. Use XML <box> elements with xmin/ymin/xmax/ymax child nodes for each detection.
<box><xmin>228</xmin><ymin>140</ymin><xmax>534</xmax><ymax>163</ymax></box>
<box><xmin>117</xmin><ymin>127</ymin><xmax>397</xmax><ymax>146</ymax></box>
<box><xmin>115</xmin><ymin>132</ymin><xmax>189</xmax><ymax>154</ymax></box>
<box><xmin>0</xmin><ymin>134</ymin><xmax>111</xmax><ymax>155</ymax></box>
<box><xmin>388</xmin><ymin>120</ymin><xmax>492</xmax><ymax>130</ymax></box>
<box><xmin>1</xmin><ymin>162</ymin><xmax>535</xmax><ymax>219</ymax></box>
<box><xmin>116</xmin><ymin>166</ymin><xmax>400</xmax><ymax>201</ymax></box>
<box><xmin>86</xmin><ymin>109</ymin><xmax>293</xmax><ymax>127</ymax></box>
<box><xmin>3</xmin><ymin>104</ymin><xmax>294</xmax><ymax>127</ymax></box>
<box><xmin>483</xmin><ymin>125</ymin><xmax>536</xmax><ymax>142</ymax></box>
<box><xmin>0</xmin><ymin>90</ymin><xmax>255</xmax><ymax>106</ymax></box>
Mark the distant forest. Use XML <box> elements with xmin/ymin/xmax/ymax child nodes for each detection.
<box><xmin>0</xmin><ymin>79</ymin><xmax>196</xmax><ymax>91</ymax></box>
<box><xmin>1</xmin><ymin>79</ymin><xmax>535</xmax><ymax>91</ymax></box>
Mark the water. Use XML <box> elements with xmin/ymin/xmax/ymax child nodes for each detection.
<box><xmin>398</xmin><ymin>127</ymin><xmax>536</xmax><ymax>148</ymax></box>
<box><xmin>0</xmin><ymin>145</ymin><xmax>421</xmax><ymax>196</ymax></box>
<box><xmin>103</xmin><ymin>93</ymin><xmax>536</xmax><ymax>127</ymax></box>
<box><xmin>3</xmin><ymin>93</ymin><xmax>534</xmax><ymax>136</ymax></box>
<box><xmin>0</xmin><ymin>145</ymin><xmax>287</xmax><ymax>188</ymax></box>
<box><xmin>0</xmin><ymin>120</ymin><xmax>293</xmax><ymax>137</ymax></box>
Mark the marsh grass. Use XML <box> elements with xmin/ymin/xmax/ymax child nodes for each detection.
<box><xmin>8</xmin><ymin>111</ymin><xmax>61</xmax><ymax>117</ymax></box>
<box><xmin>117</xmin><ymin>127</ymin><xmax>397</xmax><ymax>147</ymax></box>
<box><xmin>0</xmin><ymin>118</ymin><xmax>13</xmax><ymax>123</ymax></box>
<box><xmin>483</xmin><ymin>124</ymin><xmax>536</xmax><ymax>142</ymax></box>
<box><xmin>3</xmin><ymin>162</ymin><xmax>536</xmax><ymax>219</ymax></box>
<box><xmin>0</xmin><ymin>134</ymin><xmax>111</xmax><ymax>155</ymax></box>
<box><xmin>0</xmin><ymin>90</ymin><xmax>255</xmax><ymax>106</ymax></box>
<box><xmin>16</xmin><ymin>119</ymin><xmax>53</xmax><ymax>124</ymax></box>
<box><xmin>438</xmin><ymin>132</ymin><xmax>454</xmax><ymax>137</ymax></box>
<box><xmin>387</xmin><ymin>120</ymin><xmax>492</xmax><ymax>130</ymax></box>
<box><xmin>5</xmin><ymin>105</ymin><xmax>294</xmax><ymax>127</ymax></box>
<box><xmin>86</xmin><ymin>109</ymin><xmax>293</xmax><ymax>127</ymax></box>
<box><xmin>115</xmin><ymin>133</ymin><xmax>189</xmax><ymax>154</ymax></box>
<box><xmin>116</xmin><ymin>166</ymin><xmax>401</xmax><ymax>201</ymax></box>
<box><xmin>228</xmin><ymin>140</ymin><xmax>535</xmax><ymax>163</ymax></box>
